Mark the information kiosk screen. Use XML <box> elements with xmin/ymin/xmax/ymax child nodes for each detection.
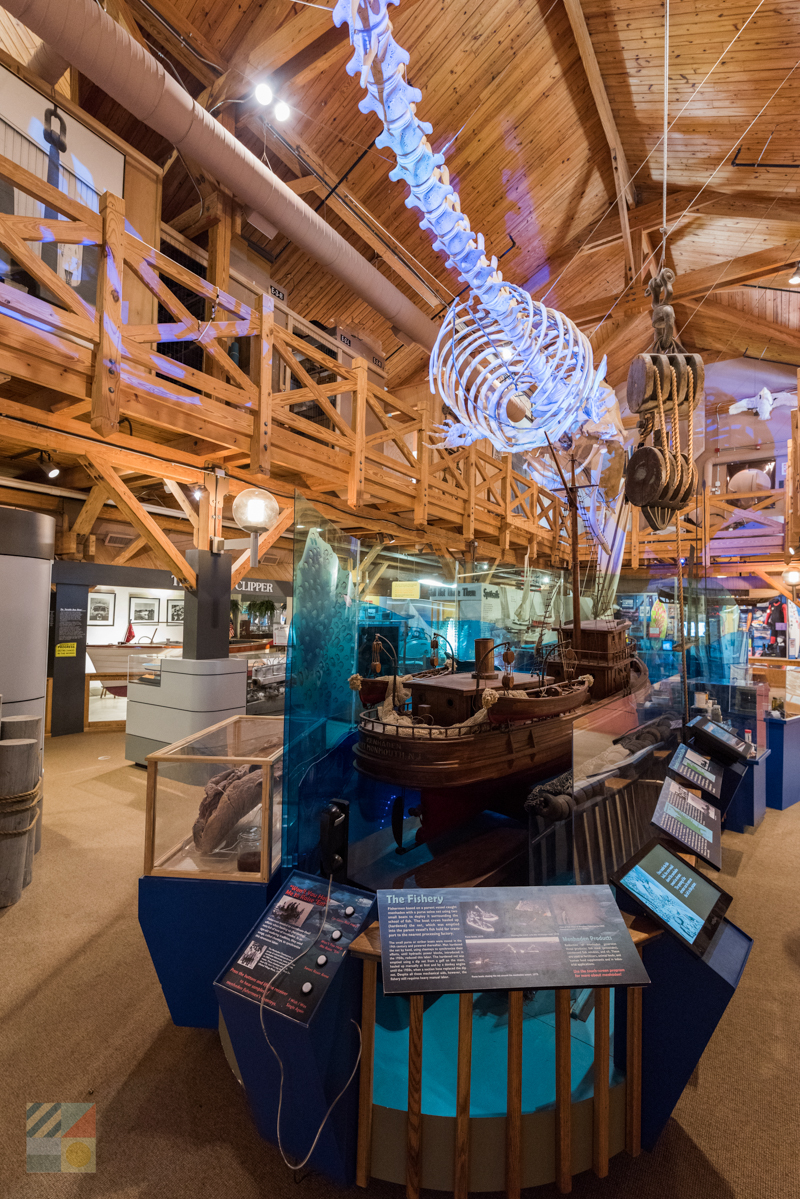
<box><xmin>611</xmin><ymin>838</ymin><xmax>732</xmax><ymax>957</ymax></box>
<box><xmin>669</xmin><ymin>743</ymin><xmax>725</xmax><ymax>797</ymax></box>
<box><xmin>651</xmin><ymin>777</ymin><xmax>722</xmax><ymax>869</ymax></box>
<box><xmin>686</xmin><ymin>715</ymin><xmax>752</xmax><ymax>764</ymax></box>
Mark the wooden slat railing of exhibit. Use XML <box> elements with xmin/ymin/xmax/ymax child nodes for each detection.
<box><xmin>350</xmin><ymin>916</ymin><xmax>661</xmax><ymax>1197</ymax></box>
<box><xmin>0</xmin><ymin>153</ymin><xmax>574</xmax><ymax>568</ymax></box>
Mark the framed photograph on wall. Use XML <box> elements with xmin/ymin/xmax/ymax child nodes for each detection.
<box><xmin>88</xmin><ymin>592</ymin><xmax>115</xmax><ymax>625</ymax></box>
<box><xmin>130</xmin><ymin>596</ymin><xmax>159</xmax><ymax>624</ymax></box>
<box><xmin>166</xmin><ymin>598</ymin><xmax>184</xmax><ymax>624</ymax></box>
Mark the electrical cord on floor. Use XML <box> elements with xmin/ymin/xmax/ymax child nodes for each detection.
<box><xmin>258</xmin><ymin>873</ymin><xmax>363</xmax><ymax>1171</ymax></box>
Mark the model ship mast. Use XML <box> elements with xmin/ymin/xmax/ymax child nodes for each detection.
<box><xmin>545</xmin><ymin>435</ymin><xmax>582</xmax><ymax>657</ymax></box>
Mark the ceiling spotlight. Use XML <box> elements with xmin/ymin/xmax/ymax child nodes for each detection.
<box><xmin>192</xmin><ymin>486</ymin><xmax>205</xmax><ymax>501</ymax></box>
<box><xmin>274</xmin><ymin>100</ymin><xmax>290</xmax><ymax>122</ymax></box>
<box><xmin>782</xmin><ymin>566</ymin><xmax>800</xmax><ymax>586</ymax></box>
<box><xmin>790</xmin><ymin>261</ymin><xmax>800</xmax><ymax>285</ymax></box>
<box><xmin>254</xmin><ymin>83</ymin><xmax>273</xmax><ymax>106</ymax></box>
<box><xmin>499</xmin><ymin>346</ymin><xmax>514</xmax><ymax>362</ymax></box>
<box><xmin>38</xmin><ymin>451</ymin><xmax>59</xmax><ymax>479</ymax></box>
<box><xmin>790</xmin><ymin>547</ymin><xmax>796</xmax><ymax>556</ymax></box>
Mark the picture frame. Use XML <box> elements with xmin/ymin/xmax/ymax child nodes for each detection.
<box><xmin>166</xmin><ymin>598</ymin><xmax>184</xmax><ymax>625</ymax></box>
<box><xmin>129</xmin><ymin>595</ymin><xmax>160</xmax><ymax>624</ymax></box>
<box><xmin>87</xmin><ymin>591</ymin><xmax>115</xmax><ymax>625</ymax></box>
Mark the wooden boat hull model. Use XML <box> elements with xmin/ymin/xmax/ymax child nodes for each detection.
<box><xmin>353</xmin><ymin>655</ymin><xmax>649</xmax><ymax>843</ymax></box>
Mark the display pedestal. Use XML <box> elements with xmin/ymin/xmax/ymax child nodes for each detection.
<box><xmin>138</xmin><ymin>875</ymin><xmax>277</xmax><ymax>1027</ymax></box>
<box><xmin>614</xmin><ymin>909</ymin><xmax>751</xmax><ymax>1150</ymax></box>
<box><xmin>724</xmin><ymin>747</ymin><xmax>769</xmax><ymax>834</ymax></box>
<box><xmin>765</xmin><ymin>712</ymin><xmax>800</xmax><ymax>810</ymax></box>
<box><xmin>126</xmin><ymin>657</ymin><xmax>246</xmax><ymax>765</ymax></box>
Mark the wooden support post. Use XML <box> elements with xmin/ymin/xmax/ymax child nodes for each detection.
<box><xmin>349</xmin><ymin>357</ymin><xmax>368</xmax><ymax>507</ymax></box>
<box><xmin>250</xmin><ymin>293</ymin><xmax>274</xmax><ymax>475</ymax></box>
<box><xmin>413</xmin><ymin>394</ymin><xmax>430</xmax><ymax>526</ymax></box>
<box><xmin>143</xmin><ymin>758</ymin><xmax>158</xmax><ymax>874</ymax></box>
<box><xmin>406</xmin><ymin>992</ymin><xmax>424</xmax><ymax>1199</ymax></box>
<box><xmin>630</xmin><ymin>507</ymin><xmax>640</xmax><ymax>570</ymax></box>
<box><xmin>505</xmin><ymin>990</ymin><xmax>523</xmax><ymax>1199</ymax></box>
<box><xmin>356</xmin><ymin>959</ymin><xmax>377</xmax><ymax>1187</ymax></box>
<box><xmin>91</xmin><ymin>192</ymin><xmax>125</xmax><ymax>438</ymax></box>
<box><xmin>463</xmin><ymin>445</ymin><xmax>476</xmax><ymax>540</ymax></box>
<box><xmin>626</xmin><ymin>982</ymin><xmax>643</xmax><ymax>1157</ymax></box>
<box><xmin>555</xmin><ymin>987</ymin><xmax>572</xmax><ymax>1195</ymax></box>
<box><xmin>592</xmin><ymin>987</ymin><xmax>610</xmax><ymax>1177</ymax></box>
<box><xmin>454</xmin><ymin>991</ymin><xmax>473</xmax><ymax>1199</ymax></box>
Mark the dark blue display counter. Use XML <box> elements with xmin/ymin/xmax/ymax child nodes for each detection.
<box><xmin>725</xmin><ymin>746</ymin><xmax>769</xmax><ymax>833</ymax></box>
<box><xmin>139</xmin><ymin>875</ymin><xmax>281</xmax><ymax>1027</ymax></box>
<box><xmin>766</xmin><ymin>712</ymin><xmax>800</xmax><ymax>811</ymax></box>
<box><xmin>615</xmin><ymin>913</ymin><xmax>752</xmax><ymax>1150</ymax></box>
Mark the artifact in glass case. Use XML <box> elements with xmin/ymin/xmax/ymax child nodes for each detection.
<box><xmin>143</xmin><ymin>715</ymin><xmax>283</xmax><ymax>882</ymax></box>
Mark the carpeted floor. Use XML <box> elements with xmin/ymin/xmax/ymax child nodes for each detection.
<box><xmin>0</xmin><ymin>731</ymin><xmax>798</xmax><ymax>1198</ymax></box>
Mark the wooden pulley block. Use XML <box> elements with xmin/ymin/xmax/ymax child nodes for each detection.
<box><xmin>642</xmin><ymin>505</ymin><xmax>670</xmax><ymax>531</ymax></box>
<box><xmin>685</xmin><ymin>353</ymin><xmax>705</xmax><ymax>406</ymax></box>
<box><xmin>502</xmin><ymin>648</ymin><xmax>515</xmax><ymax>665</ymax></box>
<box><xmin>667</xmin><ymin>354</ymin><xmax>688</xmax><ymax>405</ymax></box>
<box><xmin>664</xmin><ymin>447</ymin><xmax>685</xmax><ymax>504</ymax></box>
<box><xmin>654</xmin><ymin>430</ymin><xmax>680</xmax><ymax>501</ymax></box>
<box><xmin>626</xmin><ymin>353</ymin><xmax>672</xmax><ymax>413</ymax></box>
<box><xmin>625</xmin><ymin>445</ymin><xmax>668</xmax><ymax>506</ymax></box>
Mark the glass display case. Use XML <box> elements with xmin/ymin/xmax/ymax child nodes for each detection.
<box><xmin>246</xmin><ymin>653</ymin><xmax>287</xmax><ymax>715</ymax></box>
<box><xmin>128</xmin><ymin>652</ymin><xmax>165</xmax><ymax>687</ymax></box>
<box><xmin>143</xmin><ymin>715</ymin><xmax>283</xmax><ymax>883</ymax></box>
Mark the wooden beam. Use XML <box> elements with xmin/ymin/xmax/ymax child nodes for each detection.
<box><xmin>230</xmin><ymin>506</ymin><xmax>294</xmax><ymax>588</ymax></box>
<box><xmin>71</xmin><ymin>485</ymin><xmax>109</xmax><ymax>536</ymax></box>
<box><xmin>81</xmin><ymin>454</ymin><xmax>197</xmax><ymax>587</ymax></box>
<box><xmin>570</xmin><ymin>243</ymin><xmax>800</xmax><ymax>327</ymax></box>
<box><xmin>112</xmin><ymin>533</ymin><xmax>147</xmax><ymax>565</ymax></box>
<box><xmin>676</xmin><ymin>299</ymin><xmax>800</xmax><ymax>362</ymax></box>
<box><xmin>563</xmin><ymin>0</ymin><xmax>634</xmax><ymax>206</ymax></box>
<box><xmin>163</xmin><ymin>479</ymin><xmax>199</xmax><ymax>528</ymax></box>
<box><xmin>284</xmin><ymin>175</ymin><xmax>321</xmax><ymax>196</ymax></box>
<box><xmin>91</xmin><ymin>192</ymin><xmax>125</xmax><ymax>438</ymax></box>
<box><xmin>170</xmin><ymin>193</ymin><xmax>221</xmax><ymax>238</ymax></box>
<box><xmin>208</xmin><ymin>6</ymin><xmax>334</xmax><ymax>107</ymax></box>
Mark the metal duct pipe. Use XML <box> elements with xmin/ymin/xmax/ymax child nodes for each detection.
<box><xmin>7</xmin><ymin>0</ymin><xmax>439</xmax><ymax>351</ymax></box>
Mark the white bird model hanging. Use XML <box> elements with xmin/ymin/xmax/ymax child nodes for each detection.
<box><xmin>331</xmin><ymin>0</ymin><xmax>622</xmax><ymax>458</ymax></box>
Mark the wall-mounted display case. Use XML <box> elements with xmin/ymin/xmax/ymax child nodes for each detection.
<box><xmin>143</xmin><ymin>715</ymin><xmax>283</xmax><ymax>883</ymax></box>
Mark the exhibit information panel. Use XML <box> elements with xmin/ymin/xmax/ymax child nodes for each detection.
<box><xmin>611</xmin><ymin>839</ymin><xmax>732</xmax><ymax>957</ymax></box>
<box><xmin>218</xmin><ymin>871</ymin><xmax>374</xmax><ymax>1024</ymax></box>
<box><xmin>652</xmin><ymin>776</ymin><xmax>722</xmax><ymax>869</ymax></box>
<box><xmin>686</xmin><ymin>716</ymin><xmax>753</xmax><ymax>764</ymax></box>
<box><xmin>669</xmin><ymin>743</ymin><xmax>724</xmax><ymax>798</ymax></box>
<box><xmin>377</xmin><ymin>885</ymin><xmax>650</xmax><ymax>994</ymax></box>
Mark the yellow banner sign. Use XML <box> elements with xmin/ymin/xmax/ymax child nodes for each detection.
<box><xmin>391</xmin><ymin>581</ymin><xmax>421</xmax><ymax>600</ymax></box>
<box><xmin>55</xmin><ymin>642</ymin><xmax>77</xmax><ymax>658</ymax></box>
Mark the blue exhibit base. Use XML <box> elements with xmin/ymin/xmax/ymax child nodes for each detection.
<box><xmin>138</xmin><ymin>875</ymin><xmax>285</xmax><ymax>1028</ymax></box>
<box><xmin>614</xmin><ymin>913</ymin><xmax>752</xmax><ymax>1150</ymax></box>
<box><xmin>725</xmin><ymin>747</ymin><xmax>769</xmax><ymax>833</ymax></box>
<box><xmin>215</xmin><ymin>900</ymin><xmax>372</xmax><ymax>1186</ymax></box>
<box><xmin>766</xmin><ymin>713</ymin><xmax>800</xmax><ymax>810</ymax></box>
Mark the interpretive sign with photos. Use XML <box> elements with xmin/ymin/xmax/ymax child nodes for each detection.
<box><xmin>377</xmin><ymin>885</ymin><xmax>650</xmax><ymax>994</ymax></box>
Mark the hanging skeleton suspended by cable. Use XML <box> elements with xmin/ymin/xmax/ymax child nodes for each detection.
<box><xmin>331</xmin><ymin>0</ymin><xmax>624</xmax><ymax>464</ymax></box>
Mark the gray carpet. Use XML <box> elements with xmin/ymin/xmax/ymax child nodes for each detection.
<box><xmin>1</xmin><ymin>731</ymin><xmax>798</xmax><ymax>1197</ymax></box>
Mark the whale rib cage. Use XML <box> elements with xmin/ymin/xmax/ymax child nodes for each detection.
<box><xmin>331</xmin><ymin>0</ymin><xmax>613</xmax><ymax>451</ymax></box>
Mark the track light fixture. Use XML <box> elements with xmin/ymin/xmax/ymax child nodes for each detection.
<box><xmin>254</xmin><ymin>83</ymin><xmax>273</xmax><ymax>106</ymax></box>
<box><xmin>38</xmin><ymin>451</ymin><xmax>59</xmax><ymax>479</ymax></box>
<box><xmin>274</xmin><ymin>101</ymin><xmax>290</xmax><ymax>122</ymax></box>
<box><xmin>790</xmin><ymin>262</ymin><xmax>800</xmax><ymax>285</ymax></box>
